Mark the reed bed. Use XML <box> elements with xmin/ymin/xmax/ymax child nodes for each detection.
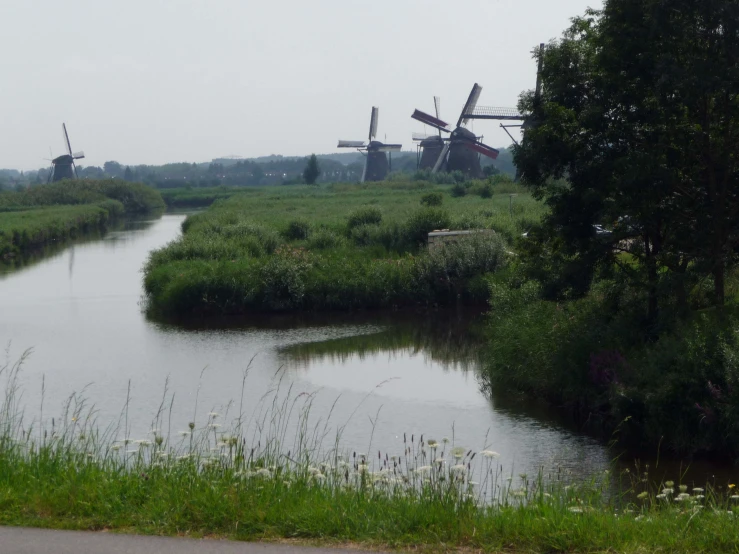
<box><xmin>0</xmin><ymin>181</ymin><xmax>164</xmax><ymax>262</ymax></box>
<box><xmin>1</xmin><ymin>350</ymin><xmax>739</xmax><ymax>552</ymax></box>
<box><xmin>144</xmin><ymin>183</ymin><xmax>539</xmax><ymax>317</ymax></box>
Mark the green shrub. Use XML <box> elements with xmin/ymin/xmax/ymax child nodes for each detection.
<box><xmin>347</xmin><ymin>206</ymin><xmax>383</xmax><ymax>229</ymax></box>
<box><xmin>450</xmin><ymin>183</ymin><xmax>467</xmax><ymax>197</ymax></box>
<box><xmin>260</xmin><ymin>246</ymin><xmax>312</xmax><ymax>310</ymax></box>
<box><xmin>415</xmin><ymin>234</ymin><xmax>506</xmax><ymax>301</ymax></box>
<box><xmin>286</xmin><ymin>218</ymin><xmax>311</xmax><ymax>240</ymax></box>
<box><xmin>420</xmin><ymin>192</ymin><xmax>443</xmax><ymax>207</ymax></box>
<box><xmin>308</xmin><ymin>229</ymin><xmax>346</xmax><ymax>250</ymax></box>
<box><xmin>405</xmin><ymin>207</ymin><xmax>452</xmax><ymax>245</ymax></box>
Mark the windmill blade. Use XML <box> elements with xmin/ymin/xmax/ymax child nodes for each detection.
<box><xmin>72</xmin><ymin>160</ymin><xmax>79</xmax><ymax>179</ymax></box>
<box><xmin>464</xmin><ymin>106</ymin><xmax>524</xmax><ymax>121</ymax></box>
<box><xmin>376</xmin><ymin>144</ymin><xmax>402</xmax><ymax>153</ymax></box>
<box><xmin>368</xmin><ymin>107</ymin><xmax>379</xmax><ymax>142</ymax></box>
<box><xmin>62</xmin><ymin>123</ymin><xmax>73</xmax><ymax>157</ymax></box>
<box><xmin>411</xmin><ymin>109</ymin><xmax>452</xmax><ymax>133</ymax></box>
<box><xmin>73</xmin><ymin>151</ymin><xmax>85</xmax><ymax>159</ymax></box>
<box><xmin>434</xmin><ymin>96</ymin><xmax>441</xmax><ymax>119</ymax></box>
<box><xmin>412</xmin><ymin>132</ymin><xmax>433</xmax><ymax>141</ymax></box>
<box><xmin>463</xmin><ymin>139</ymin><xmax>499</xmax><ymax>160</ymax></box>
<box><xmin>458</xmin><ymin>83</ymin><xmax>483</xmax><ymax>128</ymax></box>
<box><xmin>431</xmin><ymin>142</ymin><xmax>451</xmax><ymax>173</ymax></box>
<box><xmin>338</xmin><ymin>140</ymin><xmax>366</xmax><ymax>148</ymax></box>
<box><xmin>360</xmin><ymin>153</ymin><xmax>369</xmax><ymax>183</ymax></box>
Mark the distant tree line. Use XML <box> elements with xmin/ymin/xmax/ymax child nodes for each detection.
<box><xmin>1</xmin><ymin>147</ymin><xmax>516</xmax><ymax>191</ymax></box>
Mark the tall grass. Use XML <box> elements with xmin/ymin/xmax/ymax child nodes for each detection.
<box><xmin>0</xmin><ymin>180</ymin><xmax>164</xmax><ymax>214</ymax></box>
<box><xmin>159</xmin><ymin>186</ymin><xmax>254</xmax><ymax>208</ymax></box>
<box><xmin>2</xmin><ymin>350</ymin><xmax>739</xmax><ymax>551</ymax></box>
<box><xmin>144</xmin><ymin>183</ymin><xmax>540</xmax><ymax>317</ymax></box>
<box><xmin>0</xmin><ymin>181</ymin><xmax>164</xmax><ymax>262</ymax></box>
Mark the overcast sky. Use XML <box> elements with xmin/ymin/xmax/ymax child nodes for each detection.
<box><xmin>1</xmin><ymin>0</ymin><xmax>601</xmax><ymax>170</ymax></box>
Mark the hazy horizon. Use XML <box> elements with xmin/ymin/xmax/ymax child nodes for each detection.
<box><xmin>2</xmin><ymin>0</ymin><xmax>601</xmax><ymax>171</ymax></box>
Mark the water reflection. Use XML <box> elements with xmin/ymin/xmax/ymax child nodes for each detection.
<box><xmin>278</xmin><ymin>308</ymin><xmax>485</xmax><ymax>373</ymax></box>
<box><xmin>0</xmin><ymin>215</ymin><xmax>158</xmax><ymax>278</ymax></box>
<box><xmin>1</xmin><ymin>212</ymin><xmax>725</xmax><ymax>488</ymax></box>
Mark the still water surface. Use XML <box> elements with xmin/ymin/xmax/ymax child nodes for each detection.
<box><xmin>0</xmin><ymin>214</ymin><xmax>727</xmax><ymax>483</ymax></box>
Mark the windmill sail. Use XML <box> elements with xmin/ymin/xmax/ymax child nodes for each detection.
<box><xmin>458</xmin><ymin>83</ymin><xmax>483</xmax><ymax>127</ymax></box>
<box><xmin>411</xmin><ymin>109</ymin><xmax>452</xmax><ymax>133</ymax></box>
<box><xmin>368</xmin><ymin>107</ymin><xmax>379</xmax><ymax>142</ymax></box>
<box><xmin>432</xmin><ymin>142</ymin><xmax>451</xmax><ymax>173</ymax></box>
<box><xmin>338</xmin><ymin>140</ymin><xmax>366</xmax><ymax>148</ymax></box>
<box><xmin>463</xmin><ymin>140</ymin><xmax>499</xmax><ymax>159</ymax></box>
<box><xmin>63</xmin><ymin>123</ymin><xmax>73</xmax><ymax>157</ymax></box>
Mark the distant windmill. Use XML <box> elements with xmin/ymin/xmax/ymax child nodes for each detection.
<box><xmin>411</xmin><ymin>84</ymin><xmax>500</xmax><ymax>178</ymax></box>
<box><xmin>48</xmin><ymin>123</ymin><xmax>85</xmax><ymax>182</ymax></box>
<box><xmin>412</xmin><ymin>96</ymin><xmax>448</xmax><ymax>171</ymax></box>
<box><xmin>463</xmin><ymin>43</ymin><xmax>546</xmax><ymax>146</ymax></box>
<box><xmin>337</xmin><ymin>107</ymin><xmax>402</xmax><ymax>182</ymax></box>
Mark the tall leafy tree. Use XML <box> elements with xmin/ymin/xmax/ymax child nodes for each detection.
<box><xmin>516</xmin><ymin>0</ymin><xmax>739</xmax><ymax>319</ymax></box>
<box><xmin>303</xmin><ymin>154</ymin><xmax>320</xmax><ymax>185</ymax></box>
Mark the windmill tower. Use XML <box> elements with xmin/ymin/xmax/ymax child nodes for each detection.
<box><xmin>49</xmin><ymin>123</ymin><xmax>85</xmax><ymax>182</ymax></box>
<box><xmin>462</xmin><ymin>43</ymin><xmax>546</xmax><ymax>146</ymax></box>
<box><xmin>412</xmin><ymin>97</ymin><xmax>447</xmax><ymax>171</ymax></box>
<box><xmin>337</xmin><ymin>107</ymin><xmax>402</xmax><ymax>182</ymax></box>
<box><xmin>411</xmin><ymin>84</ymin><xmax>499</xmax><ymax>178</ymax></box>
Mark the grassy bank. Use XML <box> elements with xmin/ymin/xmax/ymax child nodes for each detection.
<box><xmin>144</xmin><ymin>181</ymin><xmax>542</xmax><ymax>317</ymax></box>
<box><xmin>1</xmin><ymin>353</ymin><xmax>739</xmax><ymax>553</ymax></box>
<box><xmin>0</xmin><ymin>180</ymin><xmax>164</xmax><ymax>262</ymax></box>
<box><xmin>482</xmin><ymin>267</ymin><xmax>739</xmax><ymax>459</ymax></box>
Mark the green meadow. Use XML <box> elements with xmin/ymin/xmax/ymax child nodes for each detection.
<box><xmin>143</xmin><ymin>178</ymin><xmax>542</xmax><ymax>318</ymax></box>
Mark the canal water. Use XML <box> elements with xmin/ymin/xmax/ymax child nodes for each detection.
<box><xmin>0</xmin><ymin>213</ymin><xmax>731</xmax><ymax>484</ymax></box>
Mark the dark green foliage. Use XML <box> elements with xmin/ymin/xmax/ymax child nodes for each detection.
<box><xmin>450</xmin><ymin>183</ymin><xmax>467</xmax><ymax>197</ymax></box>
<box><xmin>307</xmin><ymin>229</ymin><xmax>346</xmax><ymax>250</ymax></box>
<box><xmin>405</xmin><ymin>207</ymin><xmax>452</xmax><ymax>245</ymax></box>
<box><xmin>0</xmin><ymin>181</ymin><xmax>163</xmax><ymax>262</ymax></box>
<box><xmin>420</xmin><ymin>192</ymin><xmax>443</xmax><ymax>207</ymax></box>
<box><xmin>0</xmin><ymin>180</ymin><xmax>164</xmax><ymax>214</ymax></box>
<box><xmin>346</xmin><ymin>206</ymin><xmax>382</xmax><ymax>229</ymax></box>
<box><xmin>303</xmin><ymin>154</ymin><xmax>321</xmax><ymax>185</ymax></box>
<box><xmin>285</xmin><ymin>218</ymin><xmax>311</xmax><ymax>240</ymax></box>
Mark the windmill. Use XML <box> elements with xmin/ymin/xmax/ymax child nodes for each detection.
<box><xmin>49</xmin><ymin>123</ymin><xmax>85</xmax><ymax>182</ymax></box>
<box><xmin>337</xmin><ymin>107</ymin><xmax>402</xmax><ymax>182</ymax></box>
<box><xmin>462</xmin><ymin>43</ymin><xmax>546</xmax><ymax>146</ymax></box>
<box><xmin>411</xmin><ymin>84</ymin><xmax>500</xmax><ymax>178</ymax></box>
<box><xmin>412</xmin><ymin>96</ymin><xmax>448</xmax><ymax>171</ymax></box>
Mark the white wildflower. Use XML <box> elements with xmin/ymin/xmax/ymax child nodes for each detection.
<box><xmin>480</xmin><ymin>450</ymin><xmax>500</xmax><ymax>459</ymax></box>
<box><xmin>451</xmin><ymin>446</ymin><xmax>466</xmax><ymax>459</ymax></box>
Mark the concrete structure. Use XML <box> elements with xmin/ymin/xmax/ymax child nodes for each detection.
<box><xmin>427</xmin><ymin>228</ymin><xmax>495</xmax><ymax>251</ymax></box>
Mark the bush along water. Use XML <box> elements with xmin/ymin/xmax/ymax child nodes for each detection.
<box><xmin>0</xmin><ymin>180</ymin><xmax>164</xmax><ymax>262</ymax></box>
<box><xmin>143</xmin><ymin>184</ymin><xmax>539</xmax><ymax>318</ymax></box>
<box><xmin>482</xmin><ymin>265</ymin><xmax>739</xmax><ymax>459</ymax></box>
<box><xmin>2</xmin><ymin>351</ymin><xmax>739</xmax><ymax>552</ymax></box>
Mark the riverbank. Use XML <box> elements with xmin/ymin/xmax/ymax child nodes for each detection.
<box><xmin>0</xmin><ymin>353</ymin><xmax>737</xmax><ymax>554</ymax></box>
<box><xmin>143</xmin><ymin>181</ymin><xmax>541</xmax><ymax>318</ymax></box>
<box><xmin>0</xmin><ymin>180</ymin><xmax>164</xmax><ymax>262</ymax></box>
<box><xmin>482</xmin><ymin>267</ymin><xmax>739</xmax><ymax>460</ymax></box>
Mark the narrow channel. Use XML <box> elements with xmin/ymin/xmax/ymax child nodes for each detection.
<box><xmin>1</xmin><ymin>213</ymin><xmax>664</xmax><ymax>482</ymax></box>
